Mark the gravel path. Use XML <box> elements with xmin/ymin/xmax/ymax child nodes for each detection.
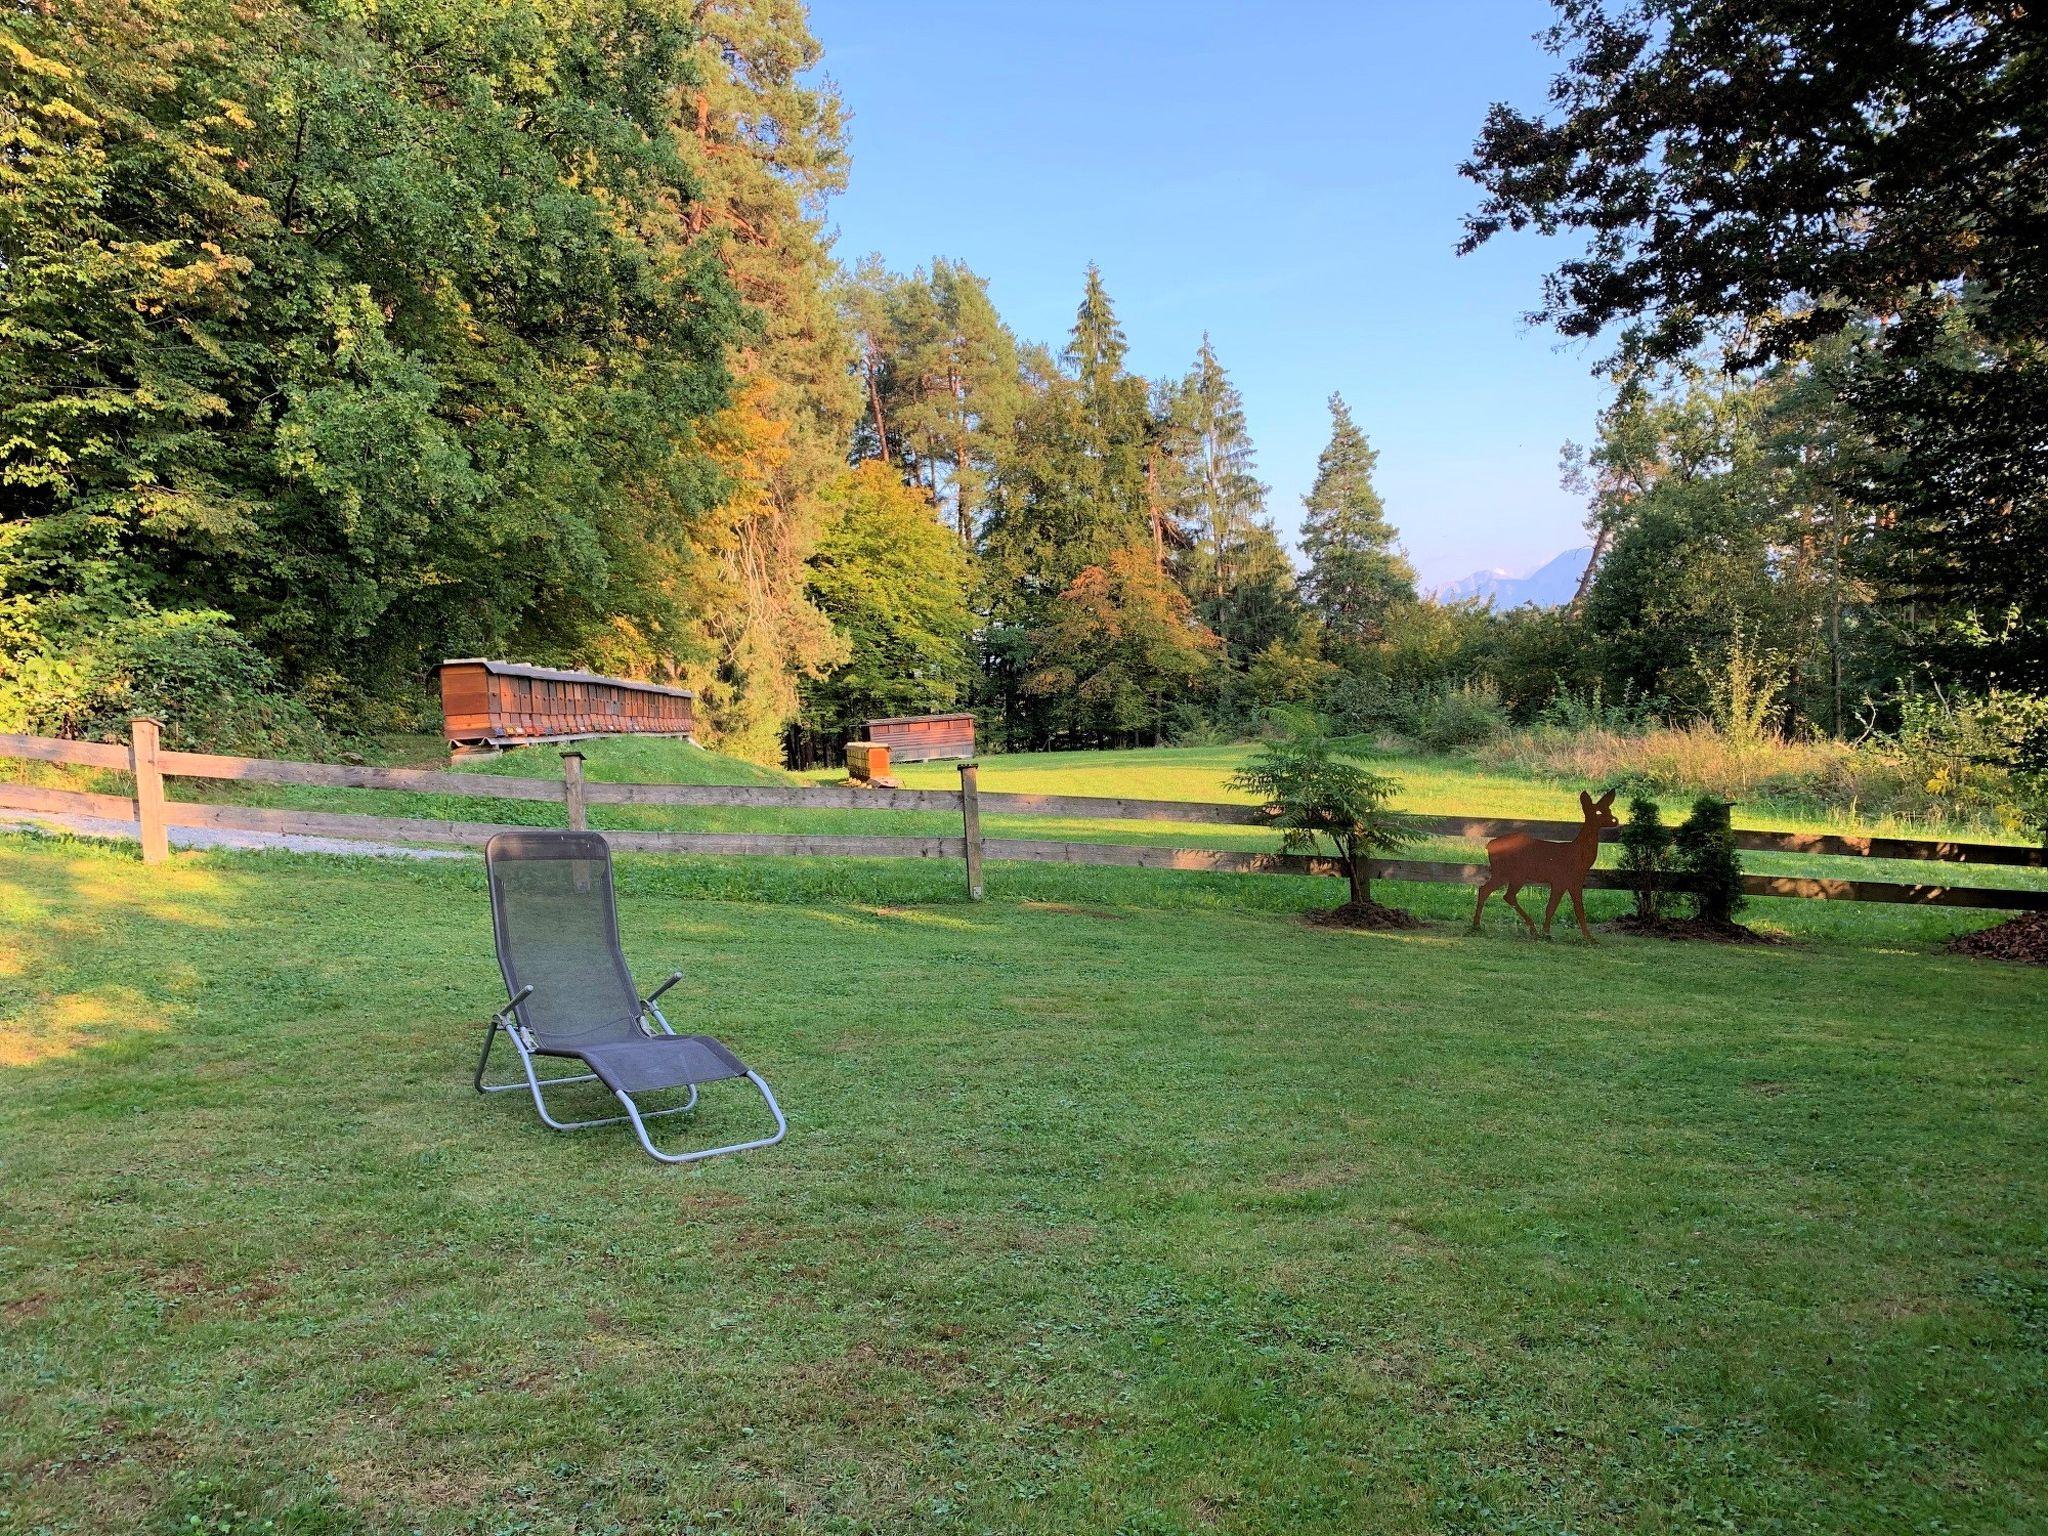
<box><xmin>0</xmin><ymin>812</ymin><xmax>470</xmax><ymax>861</ymax></box>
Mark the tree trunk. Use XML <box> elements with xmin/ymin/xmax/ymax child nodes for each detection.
<box><xmin>1569</xmin><ymin>524</ymin><xmax>1611</xmax><ymax>610</ymax></box>
<box><xmin>956</xmin><ymin>421</ymin><xmax>972</xmax><ymax>539</ymax></box>
<box><xmin>864</xmin><ymin>343</ymin><xmax>890</xmax><ymax>463</ymax></box>
<box><xmin>1343</xmin><ymin>838</ymin><xmax>1369</xmax><ymax>906</ymax></box>
<box><xmin>1145</xmin><ymin>452</ymin><xmax>1165</xmax><ymax>572</ymax></box>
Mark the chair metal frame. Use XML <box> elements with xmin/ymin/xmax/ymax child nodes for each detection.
<box><xmin>475</xmin><ymin>833</ymin><xmax>787</xmax><ymax>1164</ymax></box>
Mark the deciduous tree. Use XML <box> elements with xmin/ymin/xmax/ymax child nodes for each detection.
<box><xmin>1463</xmin><ymin>0</ymin><xmax>2048</xmax><ymax>701</ymax></box>
<box><xmin>801</xmin><ymin>462</ymin><xmax>974</xmax><ymax>733</ymax></box>
<box><xmin>1024</xmin><ymin>545</ymin><xmax>1221</xmax><ymax>746</ymax></box>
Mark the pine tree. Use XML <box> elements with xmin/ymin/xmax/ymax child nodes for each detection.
<box><xmin>861</xmin><ymin>258</ymin><xmax>1022</xmax><ymax>539</ymax></box>
<box><xmin>1299</xmin><ymin>394</ymin><xmax>1415</xmax><ymax>658</ymax></box>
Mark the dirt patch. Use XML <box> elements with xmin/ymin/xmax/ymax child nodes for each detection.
<box><xmin>1305</xmin><ymin>900</ymin><xmax>1422</xmax><ymax>931</ymax></box>
<box><xmin>145</xmin><ymin>1261</ymin><xmax>290</xmax><ymax>1318</ymax></box>
<box><xmin>672</xmin><ymin>1189</ymin><xmax>745</xmax><ymax>1217</ymax></box>
<box><xmin>1945</xmin><ymin>912</ymin><xmax>2048</xmax><ymax>965</ymax></box>
<box><xmin>1602</xmin><ymin>914</ymin><xmax>1779</xmax><ymax>945</ymax></box>
<box><xmin>3</xmin><ymin>1292</ymin><xmax>53</xmax><ymax>1323</ymax></box>
<box><xmin>1266</xmin><ymin>1161</ymin><xmax>1362</xmax><ymax>1193</ymax></box>
<box><xmin>1021</xmin><ymin>901</ymin><xmax>1130</xmax><ymax>921</ymax></box>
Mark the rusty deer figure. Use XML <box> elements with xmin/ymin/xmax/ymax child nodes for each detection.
<box><xmin>1471</xmin><ymin>788</ymin><xmax>1619</xmax><ymax>942</ymax></box>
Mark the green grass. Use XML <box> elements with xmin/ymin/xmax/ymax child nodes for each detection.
<box><xmin>460</xmin><ymin>734</ymin><xmax>797</xmax><ymax>789</ymax></box>
<box><xmin>1</xmin><ymin>833</ymin><xmax>2043</xmax><ymax>1534</ymax></box>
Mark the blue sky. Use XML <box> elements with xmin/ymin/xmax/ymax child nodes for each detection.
<box><xmin>808</xmin><ymin>0</ymin><xmax>1610</xmax><ymax>589</ymax></box>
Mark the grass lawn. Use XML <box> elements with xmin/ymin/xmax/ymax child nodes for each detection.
<box><xmin>2</xmin><ymin>833</ymin><xmax>2044</xmax><ymax>1534</ymax></box>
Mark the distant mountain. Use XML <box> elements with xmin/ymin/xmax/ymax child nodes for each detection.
<box><xmin>1433</xmin><ymin>546</ymin><xmax>1592</xmax><ymax>610</ymax></box>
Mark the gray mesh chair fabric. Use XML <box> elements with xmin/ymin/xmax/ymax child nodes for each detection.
<box><xmin>488</xmin><ymin>832</ymin><xmax>644</xmax><ymax>1050</ymax></box>
<box><xmin>475</xmin><ymin>830</ymin><xmax>786</xmax><ymax>1164</ymax></box>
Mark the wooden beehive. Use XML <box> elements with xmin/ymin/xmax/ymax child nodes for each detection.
<box><xmin>439</xmin><ymin>659</ymin><xmax>695</xmax><ymax>750</ymax></box>
<box><xmin>864</xmin><ymin>712</ymin><xmax>975</xmax><ymax>763</ymax></box>
<box><xmin>845</xmin><ymin>741</ymin><xmax>895</xmax><ymax>785</ymax></box>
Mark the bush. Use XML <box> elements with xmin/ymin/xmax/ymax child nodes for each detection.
<box><xmin>1893</xmin><ymin>690</ymin><xmax>2048</xmax><ymax>832</ymax></box>
<box><xmin>1402</xmin><ymin>680</ymin><xmax>1510</xmax><ymax>753</ymax></box>
<box><xmin>1161</xmin><ymin>698</ymin><xmax>1233</xmax><ymax>747</ymax></box>
<box><xmin>1534</xmin><ymin>682</ymin><xmax>1663</xmax><ymax>735</ymax></box>
<box><xmin>0</xmin><ymin>610</ymin><xmax>330</xmax><ymax>756</ymax></box>
<box><xmin>1617</xmin><ymin>795</ymin><xmax>1675</xmax><ymax>921</ymax></box>
<box><xmin>1318</xmin><ymin>671</ymin><xmax>1403</xmax><ymax>737</ymax></box>
<box><xmin>1674</xmin><ymin>795</ymin><xmax>1744</xmax><ymax>925</ymax></box>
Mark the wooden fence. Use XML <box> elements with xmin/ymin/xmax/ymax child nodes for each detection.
<box><xmin>3</xmin><ymin>724</ymin><xmax>2045</xmax><ymax>912</ymax></box>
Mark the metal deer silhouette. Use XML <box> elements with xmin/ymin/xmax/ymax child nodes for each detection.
<box><xmin>1471</xmin><ymin>788</ymin><xmax>1619</xmax><ymax>942</ymax></box>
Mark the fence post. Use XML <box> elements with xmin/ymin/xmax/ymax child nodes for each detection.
<box><xmin>129</xmin><ymin>717</ymin><xmax>168</xmax><ymax>865</ymax></box>
<box><xmin>958</xmin><ymin>761</ymin><xmax>984</xmax><ymax>901</ymax></box>
<box><xmin>561</xmin><ymin>751</ymin><xmax>587</xmax><ymax>832</ymax></box>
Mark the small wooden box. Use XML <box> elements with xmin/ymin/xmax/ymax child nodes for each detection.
<box><xmin>846</xmin><ymin>741</ymin><xmax>892</xmax><ymax>783</ymax></box>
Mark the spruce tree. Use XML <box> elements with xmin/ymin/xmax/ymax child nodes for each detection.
<box><xmin>1166</xmin><ymin>337</ymin><xmax>1272</xmax><ymax>653</ymax></box>
<box><xmin>1299</xmin><ymin>394</ymin><xmax>1415</xmax><ymax>658</ymax></box>
<box><xmin>1065</xmin><ymin>265</ymin><xmax>1151</xmax><ymax>532</ymax></box>
<box><xmin>982</xmin><ymin>272</ymin><xmax>1154</xmax><ymax>621</ymax></box>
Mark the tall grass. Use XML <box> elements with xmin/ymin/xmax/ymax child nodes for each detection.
<box><xmin>1498</xmin><ymin>722</ymin><xmax>2029</xmax><ymax>833</ymax></box>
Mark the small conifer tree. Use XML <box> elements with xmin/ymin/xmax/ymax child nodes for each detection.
<box><xmin>1229</xmin><ymin>717</ymin><xmax>1413</xmax><ymax>913</ymax></box>
<box><xmin>1674</xmin><ymin>795</ymin><xmax>1744</xmax><ymax>925</ymax></box>
<box><xmin>1617</xmin><ymin>795</ymin><xmax>1674</xmax><ymax>921</ymax></box>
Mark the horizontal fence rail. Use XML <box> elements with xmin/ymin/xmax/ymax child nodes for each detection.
<box><xmin>3</xmin><ymin>727</ymin><xmax>2044</xmax><ymax>912</ymax></box>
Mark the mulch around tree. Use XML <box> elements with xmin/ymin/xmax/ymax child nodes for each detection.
<box><xmin>1306</xmin><ymin>900</ymin><xmax>1423</xmax><ymax>932</ymax></box>
<box><xmin>1602</xmin><ymin>913</ymin><xmax>1779</xmax><ymax>945</ymax></box>
<box><xmin>1944</xmin><ymin>912</ymin><xmax>2048</xmax><ymax>965</ymax></box>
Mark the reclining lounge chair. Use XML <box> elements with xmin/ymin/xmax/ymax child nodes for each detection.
<box><xmin>474</xmin><ymin>830</ymin><xmax>786</xmax><ymax>1164</ymax></box>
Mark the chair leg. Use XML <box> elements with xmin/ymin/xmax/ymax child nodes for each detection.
<box><xmin>615</xmin><ymin>1071</ymin><xmax>787</xmax><ymax>1165</ymax></box>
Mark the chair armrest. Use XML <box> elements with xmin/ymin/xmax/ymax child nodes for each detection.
<box><xmin>640</xmin><ymin>972</ymin><xmax>684</xmax><ymax>1037</ymax></box>
<box><xmin>494</xmin><ymin>984</ymin><xmax>534</xmax><ymax>1024</ymax></box>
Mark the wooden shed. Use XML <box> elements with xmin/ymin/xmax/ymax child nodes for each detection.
<box><xmin>864</xmin><ymin>712</ymin><xmax>975</xmax><ymax>763</ymax></box>
<box><xmin>439</xmin><ymin>659</ymin><xmax>694</xmax><ymax>750</ymax></box>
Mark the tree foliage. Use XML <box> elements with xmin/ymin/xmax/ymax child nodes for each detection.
<box><xmin>669</xmin><ymin>0</ymin><xmax>857</xmax><ymax>758</ymax></box>
<box><xmin>801</xmin><ymin>463</ymin><xmax>974</xmax><ymax>731</ymax></box>
<box><xmin>1</xmin><ymin>0</ymin><xmax>749</xmax><ymax>726</ymax></box>
<box><xmin>1464</xmin><ymin>0</ymin><xmax>2048</xmax><ymax>706</ymax></box>
<box><xmin>1230</xmin><ymin>725</ymin><xmax>1413</xmax><ymax>908</ymax></box>
<box><xmin>1024</xmin><ymin>546</ymin><xmax>1222</xmax><ymax>746</ymax></box>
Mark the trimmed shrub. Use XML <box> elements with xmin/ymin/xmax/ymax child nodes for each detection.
<box><xmin>1617</xmin><ymin>795</ymin><xmax>1675</xmax><ymax>921</ymax></box>
<box><xmin>1674</xmin><ymin>795</ymin><xmax>1744</xmax><ymax>925</ymax></box>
